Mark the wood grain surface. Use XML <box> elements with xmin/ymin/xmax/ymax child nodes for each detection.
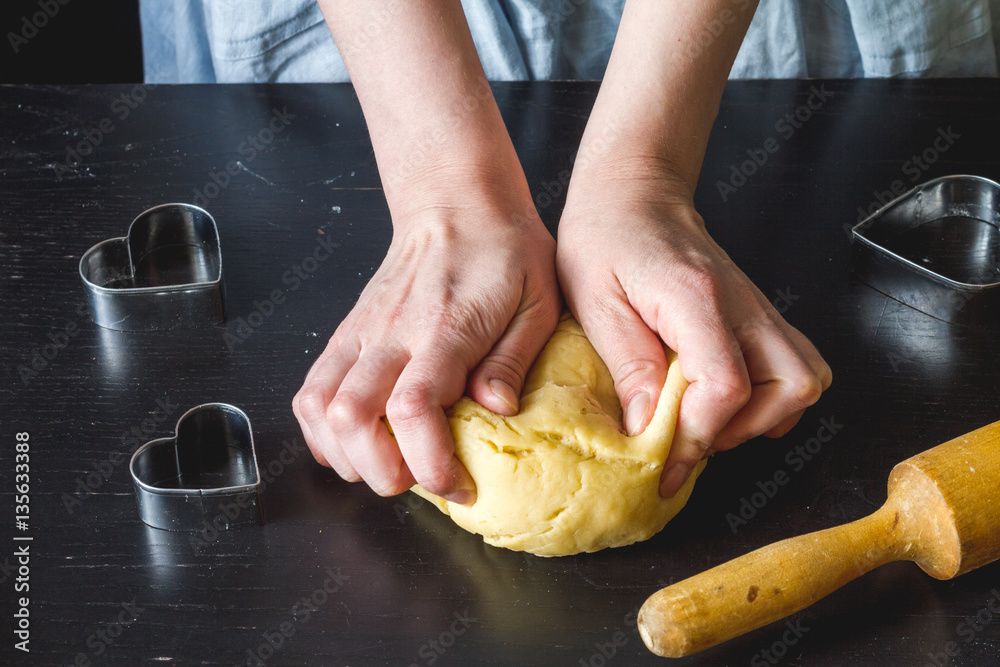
<box><xmin>1</xmin><ymin>80</ymin><xmax>999</xmax><ymax>665</ymax></box>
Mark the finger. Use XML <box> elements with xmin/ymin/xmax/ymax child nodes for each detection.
<box><xmin>747</xmin><ymin>284</ymin><xmax>832</xmax><ymax>391</ymax></box>
<box><xmin>661</xmin><ymin>325</ymin><xmax>751</xmax><ymax>497</ymax></box>
<box><xmin>711</xmin><ymin>383</ymin><xmax>812</xmax><ymax>451</ymax></box>
<box><xmin>386</xmin><ymin>346</ymin><xmax>477</xmax><ymax>505</ymax></box>
<box><xmin>466</xmin><ymin>297</ymin><xmax>560</xmax><ymax>415</ymax></box>
<box><xmin>573</xmin><ymin>296</ymin><xmax>670</xmax><ymax>437</ymax></box>
<box><xmin>764</xmin><ymin>409</ymin><xmax>805</xmax><ymax>439</ymax></box>
<box><xmin>710</xmin><ymin>329</ymin><xmax>825</xmax><ymax>451</ymax></box>
<box><xmin>292</xmin><ymin>340</ymin><xmax>362</xmax><ymax>480</ymax></box>
<box><xmin>775</xmin><ymin>319</ymin><xmax>834</xmax><ymax>391</ymax></box>
<box><xmin>326</xmin><ymin>350</ymin><xmax>414</xmax><ymax>495</ymax></box>
<box><xmin>299</xmin><ymin>311</ymin><xmax>362</xmax><ymax>387</ymax></box>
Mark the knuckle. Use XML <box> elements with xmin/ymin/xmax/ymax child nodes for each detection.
<box><xmin>709</xmin><ymin>371</ymin><xmax>752</xmax><ymax>409</ymax></box>
<box><xmin>681</xmin><ymin>265</ymin><xmax>726</xmax><ymax>306</ymax></box>
<box><xmin>327</xmin><ymin>392</ymin><xmax>372</xmax><ymax>431</ymax></box>
<box><xmin>690</xmin><ymin>436</ymin><xmax>715</xmax><ymax>456</ymax></box>
<box><xmin>293</xmin><ymin>386</ymin><xmax>327</xmax><ymax>422</ymax></box>
<box><xmin>787</xmin><ymin>372</ymin><xmax>824</xmax><ymax>408</ymax></box>
<box><xmin>385</xmin><ymin>386</ymin><xmax>435</xmax><ymax>426</ymax></box>
<box><xmin>818</xmin><ymin>362</ymin><xmax>834</xmax><ymax>390</ymax></box>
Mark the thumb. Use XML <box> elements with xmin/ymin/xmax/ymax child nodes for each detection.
<box><xmin>576</xmin><ymin>300</ymin><xmax>669</xmax><ymax>437</ymax></box>
<box><xmin>466</xmin><ymin>301</ymin><xmax>560</xmax><ymax>415</ymax></box>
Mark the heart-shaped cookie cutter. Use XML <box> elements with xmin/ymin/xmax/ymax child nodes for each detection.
<box><xmin>851</xmin><ymin>175</ymin><xmax>1000</xmax><ymax>326</ymax></box>
<box><xmin>79</xmin><ymin>203</ymin><xmax>225</xmax><ymax>331</ymax></box>
<box><xmin>130</xmin><ymin>403</ymin><xmax>263</xmax><ymax>532</ymax></box>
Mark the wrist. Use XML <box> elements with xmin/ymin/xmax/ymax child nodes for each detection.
<box><xmin>384</xmin><ymin>156</ymin><xmax>548</xmax><ymax>243</ymax></box>
<box><xmin>374</xmin><ymin>110</ymin><xmax>535</xmax><ymax>223</ymax></box>
<box><xmin>571</xmin><ymin>107</ymin><xmax>705</xmax><ymax>187</ymax></box>
<box><xmin>565</xmin><ymin>154</ymin><xmax>697</xmax><ymax>215</ymax></box>
<box><xmin>389</xmin><ymin>159</ymin><xmax>535</xmax><ymax>225</ymax></box>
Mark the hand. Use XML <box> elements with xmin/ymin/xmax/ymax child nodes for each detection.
<box><xmin>293</xmin><ymin>181</ymin><xmax>561</xmax><ymax>505</ymax></box>
<box><xmin>301</xmin><ymin>1</ymin><xmax>565</xmax><ymax>504</ymax></box>
<box><xmin>556</xmin><ymin>167</ymin><xmax>832</xmax><ymax>497</ymax></box>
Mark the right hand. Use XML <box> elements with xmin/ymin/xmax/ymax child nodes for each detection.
<box><xmin>293</xmin><ymin>176</ymin><xmax>561</xmax><ymax>505</ymax></box>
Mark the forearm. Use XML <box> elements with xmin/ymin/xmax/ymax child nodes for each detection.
<box><xmin>572</xmin><ymin>0</ymin><xmax>759</xmax><ymax>197</ymax></box>
<box><xmin>316</xmin><ymin>0</ymin><xmax>528</xmax><ymax>219</ymax></box>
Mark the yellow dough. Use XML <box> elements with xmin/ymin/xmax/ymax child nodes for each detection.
<box><xmin>411</xmin><ymin>313</ymin><xmax>705</xmax><ymax>557</ymax></box>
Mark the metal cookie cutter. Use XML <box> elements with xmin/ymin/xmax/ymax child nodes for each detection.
<box><xmin>130</xmin><ymin>403</ymin><xmax>263</xmax><ymax>532</ymax></box>
<box><xmin>851</xmin><ymin>175</ymin><xmax>1000</xmax><ymax>326</ymax></box>
<box><xmin>79</xmin><ymin>203</ymin><xmax>224</xmax><ymax>331</ymax></box>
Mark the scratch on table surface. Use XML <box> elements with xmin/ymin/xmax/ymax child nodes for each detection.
<box><xmin>236</xmin><ymin>160</ymin><xmax>276</xmax><ymax>186</ymax></box>
<box><xmin>869</xmin><ymin>298</ymin><xmax>889</xmax><ymax>347</ymax></box>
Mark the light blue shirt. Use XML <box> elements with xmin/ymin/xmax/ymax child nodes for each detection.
<box><xmin>141</xmin><ymin>0</ymin><xmax>1000</xmax><ymax>83</ymax></box>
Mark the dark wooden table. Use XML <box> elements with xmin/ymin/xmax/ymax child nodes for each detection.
<box><xmin>2</xmin><ymin>80</ymin><xmax>999</xmax><ymax>666</ymax></box>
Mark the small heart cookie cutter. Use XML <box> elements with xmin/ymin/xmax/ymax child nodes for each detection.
<box><xmin>130</xmin><ymin>403</ymin><xmax>263</xmax><ymax>532</ymax></box>
<box><xmin>851</xmin><ymin>175</ymin><xmax>1000</xmax><ymax>326</ymax></box>
<box><xmin>79</xmin><ymin>203</ymin><xmax>225</xmax><ymax>331</ymax></box>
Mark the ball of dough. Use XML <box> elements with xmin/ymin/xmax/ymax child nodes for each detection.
<box><xmin>411</xmin><ymin>314</ymin><xmax>705</xmax><ymax>556</ymax></box>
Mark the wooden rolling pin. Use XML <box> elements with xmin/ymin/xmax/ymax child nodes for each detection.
<box><xmin>638</xmin><ymin>419</ymin><xmax>1000</xmax><ymax>657</ymax></box>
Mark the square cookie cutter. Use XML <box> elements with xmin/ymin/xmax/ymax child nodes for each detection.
<box><xmin>851</xmin><ymin>175</ymin><xmax>1000</xmax><ymax>326</ymax></box>
<box><xmin>129</xmin><ymin>403</ymin><xmax>263</xmax><ymax>532</ymax></box>
<box><xmin>79</xmin><ymin>203</ymin><xmax>225</xmax><ymax>331</ymax></box>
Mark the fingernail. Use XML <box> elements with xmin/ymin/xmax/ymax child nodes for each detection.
<box><xmin>489</xmin><ymin>378</ymin><xmax>519</xmax><ymax>413</ymax></box>
<box><xmin>660</xmin><ymin>463</ymin><xmax>692</xmax><ymax>498</ymax></box>
<box><xmin>444</xmin><ymin>489</ymin><xmax>476</xmax><ymax>506</ymax></box>
<box><xmin>625</xmin><ymin>391</ymin><xmax>651</xmax><ymax>436</ymax></box>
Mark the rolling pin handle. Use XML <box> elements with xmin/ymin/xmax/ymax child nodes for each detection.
<box><xmin>638</xmin><ymin>500</ymin><xmax>904</xmax><ymax>657</ymax></box>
